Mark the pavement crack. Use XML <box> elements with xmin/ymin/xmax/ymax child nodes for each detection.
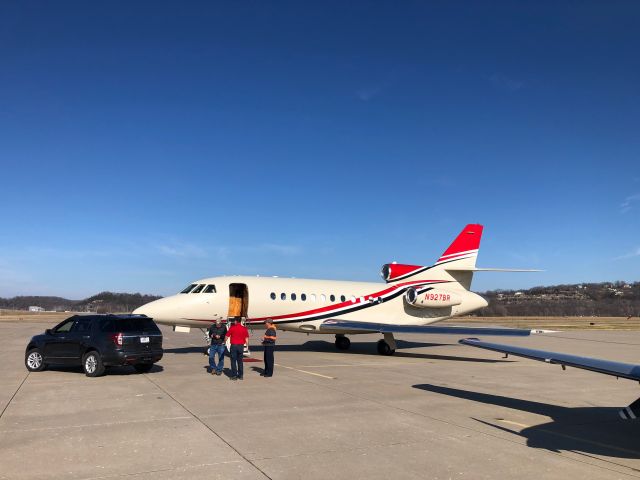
<box><xmin>279</xmin><ymin>373</ymin><xmax>640</xmax><ymax>478</ymax></box>
<box><xmin>0</xmin><ymin>372</ymin><xmax>29</xmax><ymax>420</ymax></box>
<box><xmin>142</xmin><ymin>374</ymin><xmax>274</xmax><ymax>480</ymax></box>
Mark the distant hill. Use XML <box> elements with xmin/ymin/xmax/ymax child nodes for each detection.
<box><xmin>0</xmin><ymin>292</ymin><xmax>163</xmax><ymax>313</ymax></box>
<box><xmin>477</xmin><ymin>281</ymin><xmax>640</xmax><ymax>317</ymax></box>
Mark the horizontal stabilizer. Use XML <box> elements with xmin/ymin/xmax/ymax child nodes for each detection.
<box><xmin>320</xmin><ymin>320</ymin><xmax>531</xmax><ymax>336</ymax></box>
<box><xmin>459</xmin><ymin>338</ymin><xmax>640</xmax><ymax>382</ymax></box>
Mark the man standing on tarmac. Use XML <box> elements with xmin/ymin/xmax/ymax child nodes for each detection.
<box><xmin>225</xmin><ymin>317</ymin><xmax>249</xmax><ymax>381</ymax></box>
<box><xmin>261</xmin><ymin>319</ymin><xmax>277</xmax><ymax>377</ymax></box>
<box><xmin>208</xmin><ymin>318</ymin><xmax>227</xmax><ymax>376</ymax></box>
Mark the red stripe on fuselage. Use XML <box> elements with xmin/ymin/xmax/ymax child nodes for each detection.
<box><xmin>247</xmin><ymin>279</ymin><xmax>448</xmax><ymax>323</ymax></box>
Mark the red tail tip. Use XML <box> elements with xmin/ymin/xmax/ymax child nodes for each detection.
<box><xmin>438</xmin><ymin>224</ymin><xmax>483</xmax><ymax>261</ymax></box>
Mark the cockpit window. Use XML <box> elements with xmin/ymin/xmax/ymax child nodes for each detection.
<box><xmin>180</xmin><ymin>284</ymin><xmax>196</xmax><ymax>294</ymax></box>
<box><xmin>203</xmin><ymin>284</ymin><xmax>216</xmax><ymax>293</ymax></box>
<box><xmin>191</xmin><ymin>284</ymin><xmax>205</xmax><ymax>294</ymax></box>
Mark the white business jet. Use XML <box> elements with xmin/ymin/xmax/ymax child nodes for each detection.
<box><xmin>134</xmin><ymin>224</ymin><xmax>537</xmax><ymax>355</ymax></box>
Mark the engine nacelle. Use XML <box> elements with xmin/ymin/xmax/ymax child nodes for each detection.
<box><xmin>405</xmin><ymin>288</ymin><xmax>462</xmax><ymax>308</ymax></box>
<box><xmin>380</xmin><ymin>263</ymin><xmax>425</xmax><ymax>282</ymax></box>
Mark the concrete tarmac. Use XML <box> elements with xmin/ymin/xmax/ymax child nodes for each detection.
<box><xmin>0</xmin><ymin>321</ymin><xmax>639</xmax><ymax>479</ymax></box>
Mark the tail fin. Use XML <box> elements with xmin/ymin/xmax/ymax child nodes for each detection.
<box><xmin>381</xmin><ymin>224</ymin><xmax>483</xmax><ymax>290</ymax></box>
<box><xmin>435</xmin><ymin>224</ymin><xmax>483</xmax><ymax>270</ymax></box>
<box><xmin>382</xmin><ymin>224</ymin><xmax>538</xmax><ymax>295</ymax></box>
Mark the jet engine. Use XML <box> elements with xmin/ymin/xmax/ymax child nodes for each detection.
<box><xmin>380</xmin><ymin>263</ymin><xmax>425</xmax><ymax>282</ymax></box>
<box><xmin>405</xmin><ymin>288</ymin><xmax>462</xmax><ymax>308</ymax></box>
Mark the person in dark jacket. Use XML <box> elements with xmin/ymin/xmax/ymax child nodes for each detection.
<box><xmin>261</xmin><ymin>319</ymin><xmax>277</xmax><ymax>377</ymax></box>
<box><xmin>208</xmin><ymin>318</ymin><xmax>227</xmax><ymax>376</ymax></box>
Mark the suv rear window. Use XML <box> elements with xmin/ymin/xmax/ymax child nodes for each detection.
<box><xmin>99</xmin><ymin>317</ymin><xmax>160</xmax><ymax>333</ymax></box>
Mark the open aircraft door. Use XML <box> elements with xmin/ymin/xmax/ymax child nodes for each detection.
<box><xmin>228</xmin><ymin>283</ymin><xmax>252</xmax><ymax>356</ymax></box>
<box><xmin>228</xmin><ymin>283</ymin><xmax>249</xmax><ymax>318</ymax></box>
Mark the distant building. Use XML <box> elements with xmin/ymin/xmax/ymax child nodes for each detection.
<box><xmin>28</xmin><ymin>306</ymin><xmax>44</xmax><ymax>312</ymax></box>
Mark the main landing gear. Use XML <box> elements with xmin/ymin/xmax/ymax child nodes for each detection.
<box><xmin>376</xmin><ymin>332</ymin><xmax>396</xmax><ymax>356</ymax></box>
<box><xmin>334</xmin><ymin>333</ymin><xmax>397</xmax><ymax>355</ymax></box>
<box><xmin>335</xmin><ymin>334</ymin><xmax>351</xmax><ymax>350</ymax></box>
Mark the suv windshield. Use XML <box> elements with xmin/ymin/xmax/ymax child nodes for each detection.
<box><xmin>99</xmin><ymin>317</ymin><xmax>160</xmax><ymax>333</ymax></box>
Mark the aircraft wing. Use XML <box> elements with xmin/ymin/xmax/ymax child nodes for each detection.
<box><xmin>460</xmin><ymin>338</ymin><xmax>640</xmax><ymax>381</ymax></box>
<box><xmin>320</xmin><ymin>320</ymin><xmax>532</xmax><ymax>336</ymax></box>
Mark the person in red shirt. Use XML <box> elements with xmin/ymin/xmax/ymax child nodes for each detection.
<box><xmin>225</xmin><ymin>317</ymin><xmax>249</xmax><ymax>380</ymax></box>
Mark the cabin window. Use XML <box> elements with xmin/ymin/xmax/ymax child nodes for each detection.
<box><xmin>291</xmin><ymin>293</ymin><xmax>297</xmax><ymax>301</ymax></box>
<box><xmin>281</xmin><ymin>293</ymin><xmax>287</xmax><ymax>300</ymax></box>
<box><xmin>191</xmin><ymin>284</ymin><xmax>205</xmax><ymax>294</ymax></box>
<box><xmin>203</xmin><ymin>285</ymin><xmax>217</xmax><ymax>293</ymax></box>
<box><xmin>350</xmin><ymin>295</ymin><xmax>356</xmax><ymax>303</ymax></box>
<box><xmin>320</xmin><ymin>294</ymin><xmax>326</xmax><ymax>302</ymax></box>
<box><xmin>301</xmin><ymin>293</ymin><xmax>307</xmax><ymax>301</ymax></box>
<box><xmin>270</xmin><ymin>292</ymin><xmax>276</xmax><ymax>300</ymax></box>
<box><xmin>340</xmin><ymin>295</ymin><xmax>346</xmax><ymax>302</ymax></box>
<box><xmin>180</xmin><ymin>284</ymin><xmax>196</xmax><ymax>294</ymax></box>
<box><xmin>330</xmin><ymin>294</ymin><xmax>335</xmax><ymax>302</ymax></box>
<box><xmin>310</xmin><ymin>294</ymin><xmax>316</xmax><ymax>302</ymax></box>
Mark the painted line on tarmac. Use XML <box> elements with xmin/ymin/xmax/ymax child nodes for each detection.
<box><xmin>498</xmin><ymin>419</ymin><xmax>530</xmax><ymax>428</ymax></box>
<box><xmin>275</xmin><ymin>363</ymin><xmax>335</xmax><ymax>379</ymax></box>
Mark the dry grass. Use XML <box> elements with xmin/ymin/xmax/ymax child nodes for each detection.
<box><xmin>1</xmin><ymin>309</ymin><xmax>640</xmax><ymax>330</ymax></box>
<box><xmin>448</xmin><ymin>316</ymin><xmax>640</xmax><ymax>330</ymax></box>
<box><xmin>0</xmin><ymin>310</ymin><xmax>79</xmax><ymax>323</ymax></box>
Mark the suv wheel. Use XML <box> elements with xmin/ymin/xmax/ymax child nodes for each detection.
<box><xmin>25</xmin><ymin>348</ymin><xmax>46</xmax><ymax>372</ymax></box>
<box><xmin>82</xmin><ymin>351</ymin><xmax>105</xmax><ymax>377</ymax></box>
<box><xmin>133</xmin><ymin>363</ymin><xmax>153</xmax><ymax>373</ymax></box>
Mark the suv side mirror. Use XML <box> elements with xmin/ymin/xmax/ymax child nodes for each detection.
<box><xmin>45</xmin><ymin>329</ymin><xmax>53</xmax><ymax>335</ymax></box>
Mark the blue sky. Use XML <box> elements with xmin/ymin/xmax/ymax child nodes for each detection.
<box><xmin>1</xmin><ymin>1</ymin><xmax>639</xmax><ymax>298</ymax></box>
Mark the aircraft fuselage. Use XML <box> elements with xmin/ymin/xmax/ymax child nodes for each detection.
<box><xmin>134</xmin><ymin>275</ymin><xmax>488</xmax><ymax>334</ymax></box>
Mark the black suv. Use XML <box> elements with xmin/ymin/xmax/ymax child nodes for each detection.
<box><xmin>25</xmin><ymin>314</ymin><xmax>163</xmax><ymax>377</ymax></box>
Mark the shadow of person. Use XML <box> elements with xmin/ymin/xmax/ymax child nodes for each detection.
<box><xmin>413</xmin><ymin>384</ymin><xmax>640</xmax><ymax>459</ymax></box>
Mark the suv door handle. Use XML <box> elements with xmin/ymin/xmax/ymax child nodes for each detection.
<box><xmin>83</xmin><ymin>336</ymin><xmax>90</xmax><ymax>339</ymax></box>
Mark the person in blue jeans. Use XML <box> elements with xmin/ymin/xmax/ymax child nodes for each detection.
<box><xmin>225</xmin><ymin>317</ymin><xmax>249</xmax><ymax>380</ymax></box>
<box><xmin>208</xmin><ymin>318</ymin><xmax>227</xmax><ymax>375</ymax></box>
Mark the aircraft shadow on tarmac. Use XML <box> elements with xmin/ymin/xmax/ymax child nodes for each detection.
<box><xmin>413</xmin><ymin>384</ymin><xmax>640</xmax><ymax>460</ymax></box>
<box><xmin>165</xmin><ymin>340</ymin><xmax>512</xmax><ymax>363</ymax></box>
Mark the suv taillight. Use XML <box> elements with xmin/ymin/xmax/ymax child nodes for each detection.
<box><xmin>110</xmin><ymin>332</ymin><xmax>123</xmax><ymax>346</ymax></box>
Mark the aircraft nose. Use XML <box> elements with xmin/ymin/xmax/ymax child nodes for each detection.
<box><xmin>133</xmin><ymin>296</ymin><xmax>178</xmax><ymax>322</ymax></box>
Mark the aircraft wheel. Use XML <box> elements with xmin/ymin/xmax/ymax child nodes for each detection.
<box><xmin>377</xmin><ymin>339</ymin><xmax>395</xmax><ymax>356</ymax></box>
<box><xmin>335</xmin><ymin>336</ymin><xmax>351</xmax><ymax>350</ymax></box>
